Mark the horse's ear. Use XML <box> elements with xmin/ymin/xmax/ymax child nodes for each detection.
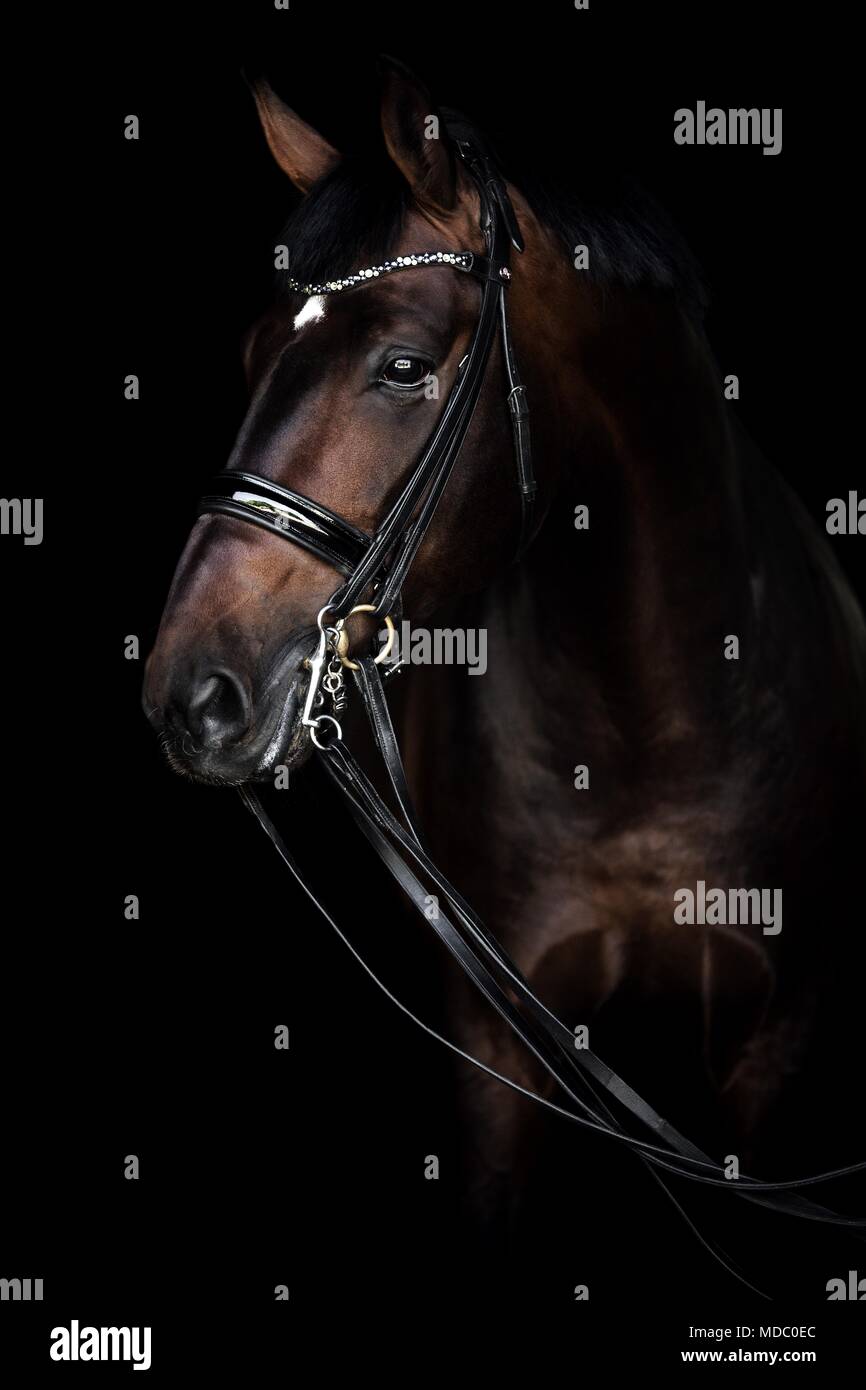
<box><xmin>249</xmin><ymin>77</ymin><xmax>342</xmax><ymax>193</ymax></box>
<box><xmin>379</xmin><ymin>57</ymin><xmax>465</xmax><ymax>218</ymax></box>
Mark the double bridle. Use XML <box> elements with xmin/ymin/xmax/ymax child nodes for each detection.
<box><xmin>200</xmin><ymin>117</ymin><xmax>535</xmax><ymax>646</ymax></box>
<box><xmin>195</xmin><ymin>117</ymin><xmax>865</xmax><ymax>1284</ymax></box>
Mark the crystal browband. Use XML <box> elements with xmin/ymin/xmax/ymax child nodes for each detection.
<box><xmin>287</xmin><ymin>250</ymin><xmax>475</xmax><ymax>296</ymax></box>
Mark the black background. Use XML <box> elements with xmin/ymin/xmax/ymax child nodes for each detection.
<box><xmin>2</xmin><ymin>0</ymin><xmax>863</xmax><ymax>1374</ymax></box>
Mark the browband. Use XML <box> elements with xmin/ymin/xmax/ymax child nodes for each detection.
<box><xmin>286</xmin><ymin>249</ymin><xmax>477</xmax><ymax>296</ymax></box>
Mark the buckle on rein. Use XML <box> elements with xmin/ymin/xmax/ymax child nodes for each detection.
<box><xmin>302</xmin><ymin>603</ymin><xmax>397</xmax><ymax>749</ymax></box>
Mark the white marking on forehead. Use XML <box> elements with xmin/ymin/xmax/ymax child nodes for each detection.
<box><xmin>293</xmin><ymin>295</ymin><xmax>327</xmax><ymax>331</ymax></box>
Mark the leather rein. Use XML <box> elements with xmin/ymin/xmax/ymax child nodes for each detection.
<box><xmin>195</xmin><ymin>118</ymin><xmax>865</xmax><ymax>1282</ymax></box>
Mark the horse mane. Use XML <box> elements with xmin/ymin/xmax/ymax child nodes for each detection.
<box><xmin>515</xmin><ymin>163</ymin><xmax>708</xmax><ymax>323</ymax></box>
<box><xmin>276</xmin><ymin>121</ymin><xmax>707</xmax><ymax>323</ymax></box>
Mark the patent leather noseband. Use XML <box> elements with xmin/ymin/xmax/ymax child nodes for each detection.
<box><xmin>198</xmin><ymin>470</ymin><xmax>372</xmax><ymax>577</ymax></box>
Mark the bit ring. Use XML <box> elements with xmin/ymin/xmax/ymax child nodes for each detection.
<box><xmin>310</xmin><ymin>715</ymin><xmax>343</xmax><ymax>750</ymax></box>
<box><xmin>335</xmin><ymin>605</ymin><xmax>396</xmax><ymax>670</ymax></box>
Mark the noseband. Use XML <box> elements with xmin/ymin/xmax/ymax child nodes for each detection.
<box><xmin>193</xmin><ymin>117</ymin><xmax>865</xmax><ymax>1275</ymax></box>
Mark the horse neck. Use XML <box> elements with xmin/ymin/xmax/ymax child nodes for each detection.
<box><xmin>462</xmin><ymin>283</ymin><xmax>757</xmax><ymax>796</ymax></box>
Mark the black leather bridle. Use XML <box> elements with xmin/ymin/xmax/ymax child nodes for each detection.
<box><xmin>195</xmin><ymin>118</ymin><xmax>865</xmax><ymax>1285</ymax></box>
<box><xmin>200</xmin><ymin>121</ymin><xmax>535</xmax><ymax>607</ymax></box>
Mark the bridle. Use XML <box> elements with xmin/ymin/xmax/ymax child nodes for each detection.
<box><xmin>199</xmin><ymin>115</ymin><xmax>535</xmax><ymax>641</ymax></box>
<box><xmin>194</xmin><ymin>116</ymin><xmax>865</xmax><ymax>1284</ymax></box>
<box><xmin>200</xmin><ymin>112</ymin><xmax>535</xmax><ymax>752</ymax></box>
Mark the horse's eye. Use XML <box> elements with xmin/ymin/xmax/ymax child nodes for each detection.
<box><xmin>380</xmin><ymin>355</ymin><xmax>430</xmax><ymax>388</ymax></box>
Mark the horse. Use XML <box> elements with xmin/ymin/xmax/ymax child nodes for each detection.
<box><xmin>142</xmin><ymin>60</ymin><xmax>866</xmax><ymax>1288</ymax></box>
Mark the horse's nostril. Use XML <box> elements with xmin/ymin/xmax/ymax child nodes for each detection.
<box><xmin>186</xmin><ymin>669</ymin><xmax>252</xmax><ymax>748</ymax></box>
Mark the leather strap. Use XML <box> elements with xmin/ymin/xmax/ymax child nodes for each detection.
<box><xmin>351</xmin><ymin>657</ymin><xmax>428</xmax><ymax>850</ymax></box>
<box><xmin>334</xmin><ymin>195</ymin><xmax>511</xmax><ymax>618</ymax></box>
<box><xmin>198</xmin><ymin>472</ymin><xmax>371</xmax><ymax>577</ymax></box>
<box><xmin>500</xmin><ymin>292</ymin><xmax>536</xmax><ymax>557</ymax></box>
<box><xmin>312</xmin><ymin>710</ymin><xmax>865</xmax><ymax>1230</ymax></box>
<box><xmin>237</xmin><ymin>725</ymin><xmax>866</xmax><ymax>1235</ymax></box>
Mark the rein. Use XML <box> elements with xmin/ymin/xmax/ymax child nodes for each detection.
<box><xmin>197</xmin><ymin>117</ymin><xmax>865</xmax><ymax>1283</ymax></box>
